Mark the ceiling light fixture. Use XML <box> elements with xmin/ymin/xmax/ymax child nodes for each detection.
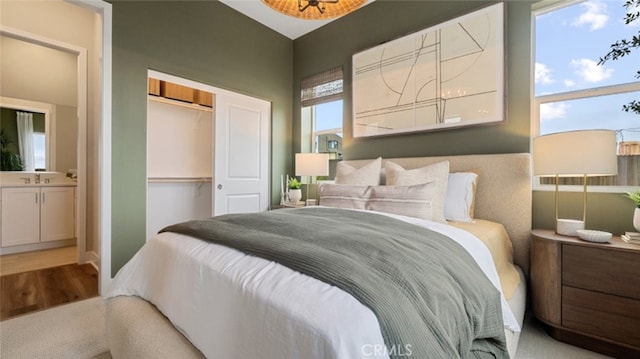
<box><xmin>262</xmin><ymin>0</ymin><xmax>366</xmax><ymax>20</ymax></box>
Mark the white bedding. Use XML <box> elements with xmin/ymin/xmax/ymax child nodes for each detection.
<box><xmin>106</xmin><ymin>207</ymin><xmax>520</xmax><ymax>359</ymax></box>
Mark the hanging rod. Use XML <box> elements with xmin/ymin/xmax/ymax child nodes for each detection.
<box><xmin>147</xmin><ymin>177</ymin><xmax>212</xmax><ymax>183</ymax></box>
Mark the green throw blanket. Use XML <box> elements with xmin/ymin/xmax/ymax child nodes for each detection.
<box><xmin>161</xmin><ymin>207</ymin><xmax>508</xmax><ymax>359</ymax></box>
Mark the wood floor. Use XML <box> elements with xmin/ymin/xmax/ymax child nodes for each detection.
<box><xmin>0</xmin><ymin>246</ymin><xmax>98</xmax><ymax>321</ymax></box>
<box><xmin>1</xmin><ymin>245</ymin><xmax>77</xmax><ymax>275</ymax></box>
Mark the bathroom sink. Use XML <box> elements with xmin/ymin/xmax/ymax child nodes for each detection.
<box><xmin>0</xmin><ymin>173</ymin><xmax>77</xmax><ymax>187</ymax></box>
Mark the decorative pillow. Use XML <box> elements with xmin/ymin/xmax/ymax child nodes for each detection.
<box><xmin>318</xmin><ymin>182</ymin><xmax>437</xmax><ymax>221</ymax></box>
<box><xmin>335</xmin><ymin>157</ymin><xmax>382</xmax><ymax>185</ymax></box>
<box><xmin>444</xmin><ymin>172</ymin><xmax>479</xmax><ymax>222</ymax></box>
<box><xmin>384</xmin><ymin>161</ymin><xmax>449</xmax><ymax>223</ymax></box>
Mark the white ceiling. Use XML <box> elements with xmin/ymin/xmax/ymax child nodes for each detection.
<box><xmin>219</xmin><ymin>0</ymin><xmax>373</xmax><ymax>40</ymax></box>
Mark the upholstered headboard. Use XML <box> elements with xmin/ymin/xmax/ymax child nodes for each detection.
<box><xmin>341</xmin><ymin>153</ymin><xmax>532</xmax><ymax>275</ymax></box>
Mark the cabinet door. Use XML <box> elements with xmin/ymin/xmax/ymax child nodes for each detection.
<box><xmin>40</xmin><ymin>187</ymin><xmax>75</xmax><ymax>242</ymax></box>
<box><xmin>1</xmin><ymin>187</ymin><xmax>40</xmax><ymax>247</ymax></box>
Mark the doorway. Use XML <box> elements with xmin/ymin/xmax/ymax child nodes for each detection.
<box><xmin>0</xmin><ymin>32</ymin><xmax>89</xmax><ymax>265</ymax></box>
<box><xmin>0</xmin><ymin>0</ymin><xmax>112</xmax><ymax>294</ymax></box>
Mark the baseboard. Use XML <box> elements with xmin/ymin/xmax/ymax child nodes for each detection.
<box><xmin>0</xmin><ymin>238</ymin><xmax>76</xmax><ymax>255</ymax></box>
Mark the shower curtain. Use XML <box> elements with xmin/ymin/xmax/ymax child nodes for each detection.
<box><xmin>16</xmin><ymin>111</ymin><xmax>35</xmax><ymax>172</ymax></box>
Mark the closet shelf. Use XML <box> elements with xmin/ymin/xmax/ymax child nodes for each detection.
<box><xmin>147</xmin><ymin>177</ymin><xmax>212</xmax><ymax>183</ymax></box>
<box><xmin>148</xmin><ymin>95</ymin><xmax>213</xmax><ymax>113</ymax></box>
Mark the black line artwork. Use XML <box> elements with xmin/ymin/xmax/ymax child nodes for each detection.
<box><xmin>353</xmin><ymin>3</ymin><xmax>504</xmax><ymax>137</ymax></box>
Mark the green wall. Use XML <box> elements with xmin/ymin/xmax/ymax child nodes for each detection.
<box><xmin>533</xmin><ymin>191</ymin><xmax>636</xmax><ymax>235</ymax></box>
<box><xmin>1</xmin><ymin>108</ymin><xmax>21</xmax><ymax>157</ymax></box>
<box><xmin>109</xmin><ymin>1</ymin><xmax>293</xmax><ymax>274</ymax></box>
<box><xmin>293</xmin><ymin>0</ymin><xmax>532</xmax><ymax>158</ymax></box>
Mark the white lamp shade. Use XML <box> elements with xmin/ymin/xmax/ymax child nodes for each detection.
<box><xmin>533</xmin><ymin>130</ymin><xmax>618</xmax><ymax>177</ymax></box>
<box><xmin>295</xmin><ymin>153</ymin><xmax>330</xmax><ymax>177</ymax></box>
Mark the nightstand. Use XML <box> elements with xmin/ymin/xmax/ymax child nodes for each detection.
<box><xmin>530</xmin><ymin>229</ymin><xmax>640</xmax><ymax>358</ymax></box>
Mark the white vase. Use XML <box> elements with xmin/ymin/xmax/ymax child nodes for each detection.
<box><xmin>634</xmin><ymin>207</ymin><xmax>640</xmax><ymax>232</ymax></box>
<box><xmin>289</xmin><ymin>189</ymin><xmax>302</xmax><ymax>203</ymax></box>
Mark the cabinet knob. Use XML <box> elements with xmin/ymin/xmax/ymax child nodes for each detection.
<box><xmin>217</xmin><ymin>184</ymin><xmax>223</xmax><ymax>190</ymax></box>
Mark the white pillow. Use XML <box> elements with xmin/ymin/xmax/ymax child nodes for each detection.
<box><xmin>444</xmin><ymin>172</ymin><xmax>479</xmax><ymax>222</ymax></box>
<box><xmin>384</xmin><ymin>161</ymin><xmax>449</xmax><ymax>224</ymax></box>
<box><xmin>335</xmin><ymin>157</ymin><xmax>382</xmax><ymax>185</ymax></box>
<box><xmin>318</xmin><ymin>182</ymin><xmax>437</xmax><ymax>221</ymax></box>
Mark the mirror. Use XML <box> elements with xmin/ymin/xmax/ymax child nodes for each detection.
<box><xmin>0</xmin><ymin>105</ymin><xmax>48</xmax><ymax>171</ymax></box>
<box><xmin>0</xmin><ymin>98</ymin><xmax>54</xmax><ymax>172</ymax></box>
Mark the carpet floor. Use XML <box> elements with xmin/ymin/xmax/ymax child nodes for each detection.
<box><xmin>0</xmin><ymin>297</ymin><xmax>110</xmax><ymax>359</ymax></box>
<box><xmin>0</xmin><ymin>296</ymin><xmax>614</xmax><ymax>359</ymax></box>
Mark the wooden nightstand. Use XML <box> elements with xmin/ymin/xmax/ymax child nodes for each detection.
<box><xmin>530</xmin><ymin>229</ymin><xmax>640</xmax><ymax>358</ymax></box>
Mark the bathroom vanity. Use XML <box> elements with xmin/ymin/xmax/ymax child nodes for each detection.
<box><xmin>0</xmin><ymin>172</ymin><xmax>76</xmax><ymax>254</ymax></box>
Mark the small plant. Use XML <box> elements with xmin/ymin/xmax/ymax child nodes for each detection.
<box><xmin>287</xmin><ymin>177</ymin><xmax>301</xmax><ymax>190</ymax></box>
<box><xmin>626</xmin><ymin>189</ymin><xmax>640</xmax><ymax>208</ymax></box>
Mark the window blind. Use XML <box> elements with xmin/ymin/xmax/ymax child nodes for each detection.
<box><xmin>301</xmin><ymin>67</ymin><xmax>343</xmax><ymax>107</ymax></box>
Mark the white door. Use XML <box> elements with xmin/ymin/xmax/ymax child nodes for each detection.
<box><xmin>214</xmin><ymin>91</ymin><xmax>270</xmax><ymax>215</ymax></box>
<box><xmin>40</xmin><ymin>187</ymin><xmax>75</xmax><ymax>242</ymax></box>
<box><xmin>1</xmin><ymin>187</ymin><xmax>40</xmax><ymax>247</ymax></box>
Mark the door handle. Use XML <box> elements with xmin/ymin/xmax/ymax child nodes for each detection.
<box><xmin>217</xmin><ymin>184</ymin><xmax>223</xmax><ymax>190</ymax></box>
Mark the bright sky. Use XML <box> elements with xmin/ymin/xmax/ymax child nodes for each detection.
<box><xmin>535</xmin><ymin>0</ymin><xmax>640</xmax><ymax>142</ymax></box>
<box><xmin>315</xmin><ymin>100</ymin><xmax>343</xmax><ymax>133</ymax></box>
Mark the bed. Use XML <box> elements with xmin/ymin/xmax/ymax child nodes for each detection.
<box><xmin>105</xmin><ymin>153</ymin><xmax>532</xmax><ymax>358</ymax></box>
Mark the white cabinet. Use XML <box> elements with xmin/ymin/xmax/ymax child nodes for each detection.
<box><xmin>1</xmin><ymin>186</ymin><xmax>75</xmax><ymax>247</ymax></box>
<box><xmin>1</xmin><ymin>187</ymin><xmax>40</xmax><ymax>246</ymax></box>
<box><xmin>40</xmin><ymin>187</ymin><xmax>75</xmax><ymax>242</ymax></box>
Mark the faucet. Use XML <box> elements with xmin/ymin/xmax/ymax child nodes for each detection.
<box><xmin>34</xmin><ymin>173</ymin><xmax>41</xmax><ymax>184</ymax></box>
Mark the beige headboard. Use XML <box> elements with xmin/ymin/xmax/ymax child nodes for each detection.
<box><xmin>341</xmin><ymin>153</ymin><xmax>532</xmax><ymax>275</ymax></box>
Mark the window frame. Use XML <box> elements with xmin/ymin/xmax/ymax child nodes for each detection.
<box><xmin>301</xmin><ymin>67</ymin><xmax>344</xmax><ymax>156</ymax></box>
<box><xmin>531</xmin><ymin>0</ymin><xmax>640</xmax><ymax>193</ymax></box>
<box><xmin>303</xmin><ymin>99</ymin><xmax>343</xmax><ymax>155</ymax></box>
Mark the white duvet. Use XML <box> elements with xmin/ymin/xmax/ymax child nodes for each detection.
<box><xmin>106</xmin><ymin>207</ymin><xmax>520</xmax><ymax>359</ymax></box>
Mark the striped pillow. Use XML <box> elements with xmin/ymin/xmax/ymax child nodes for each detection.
<box><xmin>318</xmin><ymin>182</ymin><xmax>437</xmax><ymax>221</ymax></box>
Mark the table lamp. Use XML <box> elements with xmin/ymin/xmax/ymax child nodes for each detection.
<box><xmin>295</xmin><ymin>153</ymin><xmax>330</xmax><ymax>205</ymax></box>
<box><xmin>533</xmin><ymin>130</ymin><xmax>617</xmax><ymax>236</ymax></box>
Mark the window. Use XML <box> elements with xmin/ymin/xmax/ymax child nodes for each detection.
<box><xmin>533</xmin><ymin>0</ymin><xmax>640</xmax><ymax>187</ymax></box>
<box><xmin>33</xmin><ymin>132</ymin><xmax>46</xmax><ymax>170</ymax></box>
<box><xmin>311</xmin><ymin>100</ymin><xmax>342</xmax><ymax>158</ymax></box>
<box><xmin>301</xmin><ymin>67</ymin><xmax>343</xmax><ymax>161</ymax></box>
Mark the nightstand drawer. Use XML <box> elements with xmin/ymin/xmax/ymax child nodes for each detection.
<box><xmin>563</xmin><ymin>286</ymin><xmax>640</xmax><ymax>347</ymax></box>
<box><xmin>563</xmin><ymin>245</ymin><xmax>640</xmax><ymax>300</ymax></box>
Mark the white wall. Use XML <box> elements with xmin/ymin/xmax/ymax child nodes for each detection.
<box><xmin>0</xmin><ymin>36</ymin><xmax>77</xmax><ymax>106</ymax></box>
<box><xmin>0</xmin><ymin>36</ymin><xmax>79</xmax><ymax>173</ymax></box>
